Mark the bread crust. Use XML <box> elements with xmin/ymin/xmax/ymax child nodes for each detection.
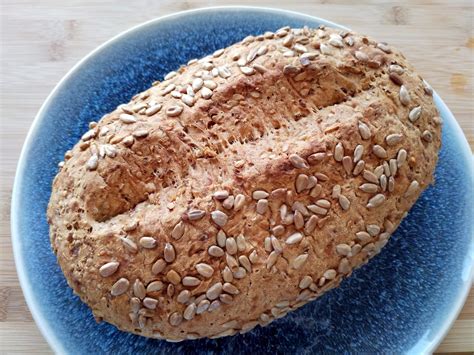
<box><xmin>47</xmin><ymin>26</ymin><xmax>441</xmax><ymax>340</ymax></box>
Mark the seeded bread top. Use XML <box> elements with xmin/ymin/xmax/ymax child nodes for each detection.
<box><xmin>47</xmin><ymin>25</ymin><xmax>441</xmax><ymax>341</ymax></box>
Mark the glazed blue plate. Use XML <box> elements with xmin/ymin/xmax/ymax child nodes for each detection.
<box><xmin>11</xmin><ymin>6</ymin><xmax>474</xmax><ymax>354</ymax></box>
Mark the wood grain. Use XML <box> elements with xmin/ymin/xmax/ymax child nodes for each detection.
<box><xmin>0</xmin><ymin>0</ymin><xmax>472</xmax><ymax>353</ymax></box>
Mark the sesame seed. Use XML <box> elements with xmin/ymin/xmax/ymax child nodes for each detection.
<box><xmin>367</xmin><ymin>194</ymin><xmax>386</xmax><ymax>208</ymax></box>
<box><xmin>111</xmin><ymin>278</ymin><xmax>129</xmax><ymax>296</ymax></box>
<box><xmin>399</xmin><ymin>85</ymin><xmax>410</xmax><ymax>106</ymax></box>
<box><xmin>139</xmin><ymin>236</ymin><xmax>156</xmax><ymax>249</ymax></box>
<box><xmin>286</xmin><ymin>232</ymin><xmax>303</xmax><ymax>245</ymax></box>
<box><xmin>99</xmin><ymin>261</ymin><xmax>119</xmax><ymax>277</ymax></box>
<box><xmin>409</xmin><ymin>106</ymin><xmax>422</xmax><ymax>123</ymax></box>
<box><xmin>373</xmin><ymin>145</ymin><xmax>388</xmax><ymax>159</ymax></box>
<box><xmin>151</xmin><ymin>258</ymin><xmax>166</xmax><ymax>275</ymax></box>
<box><xmin>164</xmin><ymin>243</ymin><xmax>176</xmax><ymax>262</ymax></box>
<box><xmin>208</xmin><ymin>245</ymin><xmax>224</xmax><ymax>257</ymax></box>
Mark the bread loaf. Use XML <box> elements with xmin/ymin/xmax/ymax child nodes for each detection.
<box><xmin>47</xmin><ymin>25</ymin><xmax>441</xmax><ymax>341</ymax></box>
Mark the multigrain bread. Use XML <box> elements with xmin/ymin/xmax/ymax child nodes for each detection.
<box><xmin>47</xmin><ymin>25</ymin><xmax>442</xmax><ymax>341</ymax></box>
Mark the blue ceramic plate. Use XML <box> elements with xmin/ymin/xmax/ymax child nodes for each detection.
<box><xmin>11</xmin><ymin>6</ymin><xmax>474</xmax><ymax>354</ymax></box>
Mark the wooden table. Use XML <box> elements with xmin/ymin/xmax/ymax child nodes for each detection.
<box><xmin>0</xmin><ymin>1</ymin><xmax>472</xmax><ymax>353</ymax></box>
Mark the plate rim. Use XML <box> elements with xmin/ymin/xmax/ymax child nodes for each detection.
<box><xmin>10</xmin><ymin>5</ymin><xmax>474</xmax><ymax>354</ymax></box>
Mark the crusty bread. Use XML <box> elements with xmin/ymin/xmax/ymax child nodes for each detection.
<box><xmin>47</xmin><ymin>25</ymin><xmax>441</xmax><ymax>341</ymax></box>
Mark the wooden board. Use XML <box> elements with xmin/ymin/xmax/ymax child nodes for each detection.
<box><xmin>0</xmin><ymin>0</ymin><xmax>472</xmax><ymax>353</ymax></box>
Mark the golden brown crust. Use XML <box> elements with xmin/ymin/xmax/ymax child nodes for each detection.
<box><xmin>47</xmin><ymin>26</ymin><xmax>441</xmax><ymax>340</ymax></box>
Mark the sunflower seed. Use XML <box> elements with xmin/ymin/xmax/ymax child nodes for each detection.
<box><xmin>226</xmin><ymin>253</ymin><xmax>239</xmax><ymax>270</ymax></box>
<box><xmin>358</xmin><ymin>122</ymin><xmax>371</xmax><ymax>140</ymax></box>
<box><xmin>86</xmin><ymin>155</ymin><xmax>98</xmax><ymax>170</ymax></box>
<box><xmin>342</xmin><ymin>156</ymin><xmax>353</xmax><ymax>174</ymax></box>
<box><xmin>352</xmin><ymin>145</ymin><xmax>364</xmax><ymax>163</ymax></box>
<box><xmin>161</xmin><ymin>83</ymin><xmax>175</xmax><ymax>95</ymax></box>
<box><xmin>334</xmin><ymin>143</ymin><xmax>344</xmax><ymax>162</ymax></box>
<box><xmin>171</xmin><ymin>90</ymin><xmax>182</xmax><ymax>99</ymax></box>
<box><xmin>308</xmin><ymin>152</ymin><xmax>326</xmax><ymax>165</ymax></box>
<box><xmin>120</xmin><ymin>237</ymin><xmax>137</xmax><ymax>253</ymax></box>
<box><xmin>142</xmin><ymin>297</ymin><xmax>158</xmax><ymax>310</ymax></box>
<box><xmin>146</xmin><ymin>281</ymin><xmax>164</xmax><ymax>293</ymax></box>
<box><xmin>99</xmin><ymin>261</ymin><xmax>119</xmax><ymax>277</ymax></box>
<box><xmin>269</xmin><ymin>235</ymin><xmax>282</xmax><ymax>254</ymax></box>
<box><xmin>423</xmin><ymin>80</ymin><xmax>433</xmax><ymax>95</ymax></box>
<box><xmin>323</xmin><ymin>269</ymin><xmax>337</xmax><ymax>280</ymax></box>
<box><xmin>240</xmin><ymin>66</ymin><xmax>255</xmax><ymax>75</ymax></box>
<box><xmin>320</xmin><ymin>43</ymin><xmax>333</xmax><ymax>55</ymax></box>
<box><xmin>377</xmin><ymin>42</ymin><xmax>391</xmax><ymax>53</ymax></box>
<box><xmin>389</xmin><ymin>64</ymin><xmax>404</xmax><ymax>75</ymax></box>
<box><xmin>336</xmin><ymin>244</ymin><xmax>351</xmax><ymax>256</ymax></box>
<box><xmin>294</xmin><ymin>43</ymin><xmax>308</xmax><ymax>53</ymax></box>
<box><xmin>256</xmin><ymin>199</ymin><xmax>268</xmax><ymax>214</ymax></box>
<box><xmin>409</xmin><ymin>106</ymin><xmax>422</xmax><ymax>122</ymax></box>
<box><xmin>167</xmin><ymin>270</ymin><xmax>181</xmax><ymax>285</ymax></box>
<box><xmin>218</xmin><ymin>65</ymin><xmax>232</xmax><ymax>78</ymax></box>
<box><xmin>222</xmin><ymin>266</ymin><xmax>234</xmax><ymax>283</ymax></box>
<box><xmin>181</xmin><ymin>276</ymin><xmax>200</xmax><ymax>287</ymax></box>
<box><xmin>151</xmin><ymin>258</ymin><xmax>166</xmax><ymax>274</ymax></box>
<box><xmin>210</xmin><ymin>210</ymin><xmax>228</xmax><ymax>227</ymax></box>
<box><xmin>299</xmin><ymin>275</ymin><xmax>313</xmax><ymax>289</ymax></box>
<box><xmin>367</xmin><ymin>194</ymin><xmax>386</xmax><ymax>208</ymax></box>
<box><xmin>399</xmin><ymin>85</ymin><xmax>410</xmax><ymax>106</ymax></box>
<box><xmin>374</xmin><ymin>165</ymin><xmax>384</xmax><ymax>178</ymax></box>
<box><xmin>380</xmin><ymin>175</ymin><xmax>387</xmax><ymax>192</ymax></box>
<box><xmin>219</xmin><ymin>294</ymin><xmax>233</xmax><ymax>305</ymax></box>
<box><xmin>296</xmin><ymin>174</ymin><xmax>309</xmax><ymax>193</ymax></box>
<box><xmin>338</xmin><ymin>258</ymin><xmax>351</xmax><ymax>274</ymax></box>
<box><xmin>386</xmin><ymin>133</ymin><xmax>403</xmax><ymax>146</ymax></box>
<box><xmin>236</xmin><ymin>235</ymin><xmax>246</xmax><ymax>252</ymax></box>
<box><xmin>226</xmin><ymin>237</ymin><xmax>238</xmax><ymax>255</ymax></box>
<box><xmin>183</xmin><ymin>303</ymin><xmax>197</xmax><ymax>320</ymax></box>
<box><xmin>196</xmin><ymin>263</ymin><xmax>214</xmax><ymax>279</ymax></box>
<box><xmin>133</xmin><ymin>279</ymin><xmax>146</xmax><ymax>299</ymax></box>
<box><xmin>307</xmin><ymin>176</ymin><xmax>318</xmax><ymax>190</ymax></box>
<box><xmin>353</xmin><ymin>160</ymin><xmax>365</xmax><ymax>176</ymax></box>
<box><xmin>199</xmin><ymin>87</ymin><xmax>213</xmax><ymax>100</ymax></box>
<box><xmin>266</xmin><ymin>251</ymin><xmax>279</xmax><ymax>269</ymax></box>
<box><xmin>338</xmin><ymin>195</ymin><xmax>350</xmax><ymax>210</ymax></box>
<box><xmin>169</xmin><ymin>312</ymin><xmax>183</xmax><ymax>326</ymax></box>
<box><xmin>292</xmin><ymin>254</ymin><xmax>309</xmax><ymax>270</ymax></box>
<box><xmin>405</xmin><ymin>180</ymin><xmax>419</xmax><ymax>197</ymax></box>
<box><xmin>294</xmin><ymin>211</ymin><xmax>304</xmax><ymax>229</ymax></box>
<box><xmin>216</xmin><ymin>230</ymin><xmax>227</xmax><ymax>248</ymax></box>
<box><xmin>194</xmin><ymin>300</ymin><xmax>210</xmax><ymax>315</ymax></box>
<box><xmin>355</xmin><ymin>50</ymin><xmax>368</xmax><ymax>62</ymax></box>
<box><xmin>389</xmin><ymin>73</ymin><xmax>403</xmax><ymax>86</ymax></box>
<box><xmin>249</xmin><ymin>250</ymin><xmax>258</xmax><ymax>264</ymax></box>
<box><xmin>119</xmin><ymin>113</ymin><xmax>137</xmax><ymax>124</ymax></box>
<box><xmin>166</xmin><ymin>105</ymin><xmax>183</xmax><ymax>117</ymax></box>
<box><xmin>329</xmin><ymin>34</ymin><xmax>344</xmax><ymax>48</ymax></box>
<box><xmin>356</xmin><ymin>231</ymin><xmax>371</xmax><ymax>242</ymax></box>
<box><xmin>139</xmin><ymin>237</ymin><xmax>156</xmax><ymax>249</ymax></box>
<box><xmin>234</xmin><ymin>194</ymin><xmax>246</xmax><ymax>211</ymax></box>
<box><xmin>305</xmin><ymin>215</ymin><xmax>318</xmax><ymax>234</ymax></box>
<box><xmin>286</xmin><ymin>232</ymin><xmax>303</xmax><ymax>245</ymax></box>
<box><xmin>289</xmin><ymin>154</ymin><xmax>308</xmax><ymax>169</ymax></box>
<box><xmin>81</xmin><ymin>129</ymin><xmax>96</xmax><ymax>141</ymax></box>
<box><xmin>208</xmin><ymin>300</ymin><xmax>221</xmax><ymax>312</ymax></box>
<box><xmin>208</xmin><ymin>245</ymin><xmax>225</xmax><ymax>257</ymax></box>
<box><xmin>111</xmin><ymin>278</ymin><xmax>129</xmax><ymax>296</ymax></box>
<box><xmin>253</xmin><ymin>190</ymin><xmax>269</xmax><ymax>200</ymax></box>
<box><xmin>213</xmin><ymin>190</ymin><xmax>229</xmax><ymax>201</ymax></box>
<box><xmin>164</xmin><ymin>243</ymin><xmax>176</xmax><ymax>263</ymax></box>
<box><xmin>332</xmin><ymin>185</ymin><xmax>341</xmax><ymax>198</ymax></box>
<box><xmin>359</xmin><ymin>183</ymin><xmax>379</xmax><ymax>193</ymax></box>
<box><xmin>307</xmin><ymin>204</ymin><xmax>328</xmax><ymax>215</ymax></box>
<box><xmin>206</xmin><ymin>282</ymin><xmax>223</xmax><ymax>300</ymax></box>
<box><xmin>239</xmin><ymin>255</ymin><xmax>252</xmax><ymax>273</ymax></box>
<box><xmin>188</xmin><ymin>209</ymin><xmax>205</xmax><ymax>221</ymax></box>
<box><xmin>371</xmin><ymin>145</ymin><xmax>387</xmax><ymax>159</ymax></box>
